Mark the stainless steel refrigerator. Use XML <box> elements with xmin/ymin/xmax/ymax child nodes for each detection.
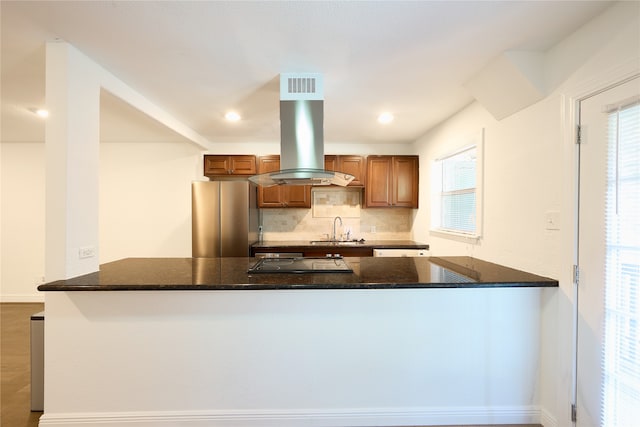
<box><xmin>192</xmin><ymin>181</ymin><xmax>259</xmax><ymax>257</ymax></box>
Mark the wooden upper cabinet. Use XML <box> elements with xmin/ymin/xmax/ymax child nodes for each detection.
<box><xmin>365</xmin><ymin>156</ymin><xmax>393</xmax><ymax>207</ymax></box>
<box><xmin>324</xmin><ymin>155</ymin><xmax>366</xmax><ymax>187</ymax></box>
<box><xmin>257</xmin><ymin>155</ymin><xmax>311</xmax><ymax>208</ymax></box>
<box><xmin>257</xmin><ymin>156</ymin><xmax>282</xmax><ymax>207</ymax></box>
<box><xmin>392</xmin><ymin>156</ymin><xmax>419</xmax><ymax>208</ymax></box>
<box><xmin>204</xmin><ymin>155</ymin><xmax>257</xmax><ymax>177</ymax></box>
<box><xmin>365</xmin><ymin>155</ymin><xmax>418</xmax><ymax>208</ymax></box>
<box><xmin>283</xmin><ymin>184</ymin><xmax>312</xmax><ymax>208</ymax></box>
<box><xmin>324</xmin><ymin>155</ymin><xmax>338</xmax><ymax>172</ymax></box>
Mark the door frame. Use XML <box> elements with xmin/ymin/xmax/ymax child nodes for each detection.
<box><xmin>561</xmin><ymin>63</ymin><xmax>640</xmax><ymax>425</ymax></box>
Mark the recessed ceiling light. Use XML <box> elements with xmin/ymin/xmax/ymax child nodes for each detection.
<box><xmin>377</xmin><ymin>112</ymin><xmax>394</xmax><ymax>124</ymax></box>
<box><xmin>225</xmin><ymin>111</ymin><xmax>241</xmax><ymax>122</ymax></box>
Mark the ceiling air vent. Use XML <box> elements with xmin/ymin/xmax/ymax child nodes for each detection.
<box><xmin>280</xmin><ymin>73</ymin><xmax>323</xmax><ymax>101</ymax></box>
<box><xmin>288</xmin><ymin>77</ymin><xmax>316</xmax><ymax>94</ymax></box>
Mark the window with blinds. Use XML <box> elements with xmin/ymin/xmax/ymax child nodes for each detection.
<box><xmin>431</xmin><ymin>144</ymin><xmax>481</xmax><ymax>237</ymax></box>
<box><xmin>602</xmin><ymin>101</ymin><xmax>640</xmax><ymax>425</ymax></box>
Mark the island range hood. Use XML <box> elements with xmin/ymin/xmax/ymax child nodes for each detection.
<box><xmin>249</xmin><ymin>74</ymin><xmax>354</xmax><ymax>187</ymax></box>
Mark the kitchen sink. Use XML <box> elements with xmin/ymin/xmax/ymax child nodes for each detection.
<box><xmin>309</xmin><ymin>240</ymin><xmax>365</xmax><ymax>246</ymax></box>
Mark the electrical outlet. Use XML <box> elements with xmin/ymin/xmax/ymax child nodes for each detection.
<box><xmin>79</xmin><ymin>246</ymin><xmax>96</xmax><ymax>259</ymax></box>
<box><xmin>370</xmin><ymin>225</ymin><xmax>377</xmax><ymax>233</ymax></box>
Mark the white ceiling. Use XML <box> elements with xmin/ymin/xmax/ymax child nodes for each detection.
<box><xmin>1</xmin><ymin>1</ymin><xmax>613</xmax><ymax>145</ymax></box>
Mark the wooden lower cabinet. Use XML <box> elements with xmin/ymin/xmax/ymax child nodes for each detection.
<box><xmin>251</xmin><ymin>247</ymin><xmax>374</xmax><ymax>257</ymax></box>
<box><xmin>302</xmin><ymin>247</ymin><xmax>373</xmax><ymax>257</ymax></box>
<box><xmin>257</xmin><ymin>155</ymin><xmax>311</xmax><ymax>208</ymax></box>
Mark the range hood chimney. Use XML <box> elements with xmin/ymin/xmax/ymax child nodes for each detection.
<box><xmin>249</xmin><ymin>74</ymin><xmax>354</xmax><ymax>187</ymax></box>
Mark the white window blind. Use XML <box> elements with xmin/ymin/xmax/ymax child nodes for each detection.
<box><xmin>602</xmin><ymin>101</ymin><xmax>640</xmax><ymax>426</ymax></box>
<box><xmin>432</xmin><ymin>146</ymin><xmax>478</xmax><ymax>235</ymax></box>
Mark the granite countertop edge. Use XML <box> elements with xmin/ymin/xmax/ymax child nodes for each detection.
<box><xmin>37</xmin><ymin>256</ymin><xmax>559</xmax><ymax>292</ymax></box>
<box><xmin>39</xmin><ymin>281</ymin><xmax>559</xmax><ymax>291</ymax></box>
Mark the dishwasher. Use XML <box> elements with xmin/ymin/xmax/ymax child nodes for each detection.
<box><xmin>373</xmin><ymin>248</ymin><xmax>429</xmax><ymax>257</ymax></box>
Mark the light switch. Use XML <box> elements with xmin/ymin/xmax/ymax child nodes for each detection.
<box><xmin>545</xmin><ymin>211</ymin><xmax>560</xmax><ymax>230</ymax></box>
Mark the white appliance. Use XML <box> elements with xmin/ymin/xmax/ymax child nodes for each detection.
<box><xmin>373</xmin><ymin>248</ymin><xmax>429</xmax><ymax>257</ymax></box>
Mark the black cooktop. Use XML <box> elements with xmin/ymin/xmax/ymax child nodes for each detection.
<box><xmin>248</xmin><ymin>257</ymin><xmax>353</xmax><ymax>274</ymax></box>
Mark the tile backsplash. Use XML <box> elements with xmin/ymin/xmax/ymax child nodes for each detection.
<box><xmin>261</xmin><ymin>188</ymin><xmax>414</xmax><ymax>241</ymax></box>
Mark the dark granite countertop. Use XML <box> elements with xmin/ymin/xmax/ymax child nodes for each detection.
<box><xmin>252</xmin><ymin>240</ymin><xmax>429</xmax><ymax>250</ymax></box>
<box><xmin>38</xmin><ymin>256</ymin><xmax>558</xmax><ymax>291</ymax></box>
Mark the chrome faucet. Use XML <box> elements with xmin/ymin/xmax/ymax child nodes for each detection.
<box><xmin>332</xmin><ymin>216</ymin><xmax>343</xmax><ymax>241</ymax></box>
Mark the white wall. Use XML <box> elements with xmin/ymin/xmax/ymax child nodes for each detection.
<box><xmin>0</xmin><ymin>140</ymin><xmax>203</xmax><ymax>300</ymax></box>
<box><xmin>411</xmin><ymin>3</ymin><xmax>639</xmax><ymax>426</ymax></box>
<box><xmin>45</xmin><ymin>42</ymin><xmax>104</xmax><ymax>281</ymax></box>
<box><xmin>0</xmin><ymin>142</ymin><xmax>46</xmax><ymax>301</ymax></box>
<box><xmin>413</xmin><ymin>87</ymin><xmax>570</xmax><ymax>427</ymax></box>
<box><xmin>99</xmin><ymin>141</ymin><xmax>201</xmax><ymax>263</ymax></box>
<box><xmin>412</xmin><ymin>97</ymin><xmax>563</xmax><ymax>278</ymax></box>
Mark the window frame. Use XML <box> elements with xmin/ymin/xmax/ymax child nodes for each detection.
<box><xmin>430</xmin><ymin>130</ymin><xmax>484</xmax><ymax>242</ymax></box>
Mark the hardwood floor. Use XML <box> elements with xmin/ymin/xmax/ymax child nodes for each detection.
<box><xmin>0</xmin><ymin>303</ymin><xmax>541</xmax><ymax>427</ymax></box>
<box><xmin>1</xmin><ymin>303</ymin><xmax>44</xmax><ymax>427</ymax></box>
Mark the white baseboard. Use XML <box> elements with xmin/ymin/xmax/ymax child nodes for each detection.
<box><xmin>0</xmin><ymin>294</ymin><xmax>45</xmax><ymax>303</ymax></box>
<box><xmin>540</xmin><ymin>407</ymin><xmax>558</xmax><ymax>427</ymax></box>
<box><xmin>38</xmin><ymin>406</ymin><xmax>543</xmax><ymax>427</ymax></box>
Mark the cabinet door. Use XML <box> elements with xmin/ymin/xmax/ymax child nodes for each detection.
<box><xmin>204</xmin><ymin>155</ymin><xmax>231</xmax><ymax>175</ymax></box>
<box><xmin>392</xmin><ymin>156</ymin><xmax>418</xmax><ymax>208</ymax></box>
<box><xmin>339</xmin><ymin>155</ymin><xmax>365</xmax><ymax>187</ymax></box>
<box><xmin>257</xmin><ymin>155</ymin><xmax>311</xmax><ymax>208</ymax></box>
<box><xmin>229</xmin><ymin>155</ymin><xmax>257</xmax><ymax>175</ymax></box>
<box><xmin>365</xmin><ymin>156</ymin><xmax>392</xmax><ymax>207</ymax></box>
<box><xmin>257</xmin><ymin>156</ymin><xmax>283</xmax><ymax>207</ymax></box>
<box><xmin>325</xmin><ymin>155</ymin><xmax>365</xmax><ymax>187</ymax></box>
<box><xmin>204</xmin><ymin>155</ymin><xmax>256</xmax><ymax>176</ymax></box>
<box><xmin>283</xmin><ymin>185</ymin><xmax>311</xmax><ymax>208</ymax></box>
<box><xmin>324</xmin><ymin>155</ymin><xmax>338</xmax><ymax>172</ymax></box>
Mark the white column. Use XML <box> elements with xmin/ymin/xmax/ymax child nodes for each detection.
<box><xmin>45</xmin><ymin>42</ymin><xmax>100</xmax><ymax>280</ymax></box>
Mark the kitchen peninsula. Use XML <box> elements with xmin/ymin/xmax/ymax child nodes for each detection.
<box><xmin>37</xmin><ymin>256</ymin><xmax>557</xmax><ymax>427</ymax></box>
<box><xmin>39</xmin><ymin>256</ymin><xmax>556</xmax><ymax>290</ymax></box>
